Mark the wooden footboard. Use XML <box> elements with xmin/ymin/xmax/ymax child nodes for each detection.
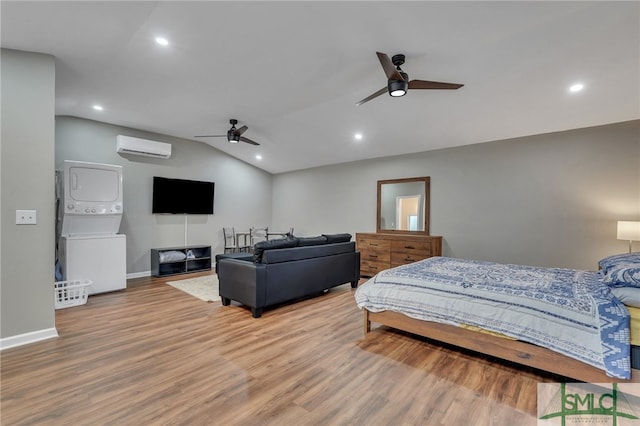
<box><xmin>364</xmin><ymin>309</ymin><xmax>640</xmax><ymax>383</ymax></box>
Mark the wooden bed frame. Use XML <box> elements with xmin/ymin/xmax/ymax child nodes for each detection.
<box><xmin>364</xmin><ymin>309</ymin><xmax>640</xmax><ymax>383</ymax></box>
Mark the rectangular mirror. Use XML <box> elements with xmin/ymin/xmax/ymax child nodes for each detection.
<box><xmin>377</xmin><ymin>177</ymin><xmax>430</xmax><ymax>235</ymax></box>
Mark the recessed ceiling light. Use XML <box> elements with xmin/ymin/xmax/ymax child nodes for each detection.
<box><xmin>354</xmin><ymin>133</ymin><xmax>363</xmax><ymax>141</ymax></box>
<box><xmin>92</xmin><ymin>105</ymin><xmax>103</xmax><ymax>111</ymax></box>
<box><xmin>569</xmin><ymin>83</ymin><xmax>584</xmax><ymax>93</ymax></box>
<box><xmin>255</xmin><ymin>154</ymin><xmax>262</xmax><ymax>160</ymax></box>
<box><xmin>155</xmin><ymin>37</ymin><xmax>169</xmax><ymax>46</ymax></box>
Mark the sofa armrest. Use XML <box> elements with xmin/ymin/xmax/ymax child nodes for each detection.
<box><xmin>217</xmin><ymin>259</ymin><xmax>267</xmax><ymax>310</ymax></box>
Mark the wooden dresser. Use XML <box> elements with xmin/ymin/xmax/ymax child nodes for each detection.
<box><xmin>356</xmin><ymin>233</ymin><xmax>442</xmax><ymax>277</ymax></box>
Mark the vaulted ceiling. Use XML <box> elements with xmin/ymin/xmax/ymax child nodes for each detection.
<box><xmin>2</xmin><ymin>1</ymin><xmax>638</xmax><ymax>173</ymax></box>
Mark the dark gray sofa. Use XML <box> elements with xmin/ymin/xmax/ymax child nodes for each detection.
<box><xmin>217</xmin><ymin>236</ymin><xmax>360</xmax><ymax>318</ymax></box>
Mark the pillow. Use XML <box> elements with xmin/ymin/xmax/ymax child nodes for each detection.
<box><xmin>603</xmin><ymin>264</ymin><xmax>640</xmax><ymax>288</ymax></box>
<box><xmin>322</xmin><ymin>233</ymin><xmax>352</xmax><ymax>244</ymax></box>
<box><xmin>253</xmin><ymin>237</ymin><xmax>299</xmax><ymax>263</ymax></box>
<box><xmin>297</xmin><ymin>236</ymin><xmax>328</xmax><ymax>247</ymax></box>
<box><xmin>598</xmin><ymin>252</ymin><xmax>640</xmax><ymax>273</ymax></box>
<box><xmin>610</xmin><ymin>287</ymin><xmax>640</xmax><ymax>308</ymax></box>
<box><xmin>159</xmin><ymin>250</ymin><xmax>186</xmax><ymax>263</ymax></box>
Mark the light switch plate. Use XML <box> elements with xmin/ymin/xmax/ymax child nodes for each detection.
<box><xmin>16</xmin><ymin>210</ymin><xmax>37</xmax><ymax>225</ymax></box>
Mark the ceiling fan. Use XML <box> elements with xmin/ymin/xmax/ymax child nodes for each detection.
<box><xmin>194</xmin><ymin>119</ymin><xmax>260</xmax><ymax>146</ymax></box>
<box><xmin>356</xmin><ymin>52</ymin><xmax>464</xmax><ymax>106</ymax></box>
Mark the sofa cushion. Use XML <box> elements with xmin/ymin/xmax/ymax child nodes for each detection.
<box><xmin>297</xmin><ymin>236</ymin><xmax>328</xmax><ymax>247</ymax></box>
<box><xmin>322</xmin><ymin>233</ymin><xmax>352</xmax><ymax>244</ymax></box>
<box><xmin>262</xmin><ymin>241</ymin><xmax>356</xmax><ymax>264</ymax></box>
<box><xmin>253</xmin><ymin>237</ymin><xmax>299</xmax><ymax>263</ymax></box>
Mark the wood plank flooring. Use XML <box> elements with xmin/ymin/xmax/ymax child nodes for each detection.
<box><xmin>1</xmin><ymin>272</ymin><xmax>566</xmax><ymax>425</ymax></box>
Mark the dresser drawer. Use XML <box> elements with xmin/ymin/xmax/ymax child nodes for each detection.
<box><xmin>358</xmin><ymin>238</ymin><xmax>391</xmax><ymax>251</ymax></box>
<box><xmin>360</xmin><ymin>249</ymin><xmax>390</xmax><ymax>263</ymax></box>
<box><xmin>360</xmin><ymin>259</ymin><xmax>389</xmax><ymax>276</ymax></box>
<box><xmin>391</xmin><ymin>240</ymin><xmax>430</xmax><ymax>254</ymax></box>
<box><xmin>391</xmin><ymin>252</ymin><xmax>428</xmax><ymax>266</ymax></box>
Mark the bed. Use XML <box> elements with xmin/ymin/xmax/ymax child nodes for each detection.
<box><xmin>355</xmin><ymin>253</ymin><xmax>640</xmax><ymax>382</ymax></box>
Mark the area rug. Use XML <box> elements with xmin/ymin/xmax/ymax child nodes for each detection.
<box><xmin>166</xmin><ymin>274</ymin><xmax>220</xmax><ymax>303</ymax></box>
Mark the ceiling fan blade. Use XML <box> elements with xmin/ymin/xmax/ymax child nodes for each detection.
<box><xmin>239</xmin><ymin>136</ymin><xmax>260</xmax><ymax>146</ymax></box>
<box><xmin>194</xmin><ymin>134</ymin><xmax>226</xmax><ymax>138</ymax></box>
<box><xmin>233</xmin><ymin>125</ymin><xmax>248</xmax><ymax>136</ymax></box>
<box><xmin>376</xmin><ymin>52</ymin><xmax>404</xmax><ymax>81</ymax></box>
<box><xmin>356</xmin><ymin>87</ymin><xmax>387</xmax><ymax>106</ymax></box>
<box><xmin>408</xmin><ymin>80</ymin><xmax>464</xmax><ymax>90</ymax></box>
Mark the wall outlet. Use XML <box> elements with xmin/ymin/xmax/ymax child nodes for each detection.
<box><xmin>16</xmin><ymin>210</ymin><xmax>37</xmax><ymax>225</ymax></box>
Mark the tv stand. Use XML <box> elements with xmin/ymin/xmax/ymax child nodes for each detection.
<box><xmin>151</xmin><ymin>245</ymin><xmax>211</xmax><ymax>277</ymax></box>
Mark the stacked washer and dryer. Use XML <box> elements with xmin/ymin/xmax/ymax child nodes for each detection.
<box><xmin>56</xmin><ymin>160</ymin><xmax>126</xmax><ymax>294</ymax></box>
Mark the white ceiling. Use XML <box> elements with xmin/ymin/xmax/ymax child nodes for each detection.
<box><xmin>2</xmin><ymin>1</ymin><xmax>638</xmax><ymax>174</ymax></box>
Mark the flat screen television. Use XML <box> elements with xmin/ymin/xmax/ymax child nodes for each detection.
<box><xmin>152</xmin><ymin>176</ymin><xmax>215</xmax><ymax>214</ymax></box>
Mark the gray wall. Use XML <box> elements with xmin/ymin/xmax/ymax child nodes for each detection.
<box><xmin>55</xmin><ymin>116</ymin><xmax>273</xmax><ymax>275</ymax></box>
<box><xmin>272</xmin><ymin>120</ymin><xmax>640</xmax><ymax>270</ymax></box>
<box><xmin>1</xmin><ymin>49</ymin><xmax>56</xmax><ymax>339</ymax></box>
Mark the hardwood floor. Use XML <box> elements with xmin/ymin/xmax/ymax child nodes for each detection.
<box><xmin>1</xmin><ymin>272</ymin><xmax>565</xmax><ymax>425</ymax></box>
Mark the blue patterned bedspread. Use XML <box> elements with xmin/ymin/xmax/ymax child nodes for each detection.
<box><xmin>355</xmin><ymin>257</ymin><xmax>631</xmax><ymax>379</ymax></box>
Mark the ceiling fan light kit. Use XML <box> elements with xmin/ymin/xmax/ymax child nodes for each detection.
<box><xmin>388</xmin><ymin>59</ymin><xmax>408</xmax><ymax>97</ymax></box>
<box><xmin>389</xmin><ymin>79</ymin><xmax>408</xmax><ymax>97</ymax></box>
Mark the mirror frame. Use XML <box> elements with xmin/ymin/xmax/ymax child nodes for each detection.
<box><xmin>377</xmin><ymin>176</ymin><xmax>431</xmax><ymax>235</ymax></box>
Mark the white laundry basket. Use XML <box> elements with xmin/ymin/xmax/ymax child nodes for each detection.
<box><xmin>54</xmin><ymin>280</ymin><xmax>92</xmax><ymax>309</ymax></box>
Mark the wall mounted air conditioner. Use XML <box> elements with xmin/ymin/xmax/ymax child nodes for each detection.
<box><xmin>116</xmin><ymin>135</ymin><xmax>172</xmax><ymax>159</ymax></box>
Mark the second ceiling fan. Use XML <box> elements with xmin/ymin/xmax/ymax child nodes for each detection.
<box><xmin>357</xmin><ymin>52</ymin><xmax>464</xmax><ymax>106</ymax></box>
<box><xmin>195</xmin><ymin>119</ymin><xmax>260</xmax><ymax>146</ymax></box>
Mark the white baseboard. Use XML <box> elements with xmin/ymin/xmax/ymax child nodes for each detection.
<box><xmin>127</xmin><ymin>270</ymin><xmax>150</xmax><ymax>279</ymax></box>
<box><xmin>0</xmin><ymin>327</ymin><xmax>58</xmax><ymax>351</ymax></box>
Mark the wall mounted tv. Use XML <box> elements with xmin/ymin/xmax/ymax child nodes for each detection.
<box><xmin>152</xmin><ymin>176</ymin><xmax>215</xmax><ymax>214</ymax></box>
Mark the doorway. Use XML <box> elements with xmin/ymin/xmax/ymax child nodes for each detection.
<box><xmin>396</xmin><ymin>195</ymin><xmax>421</xmax><ymax>231</ymax></box>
